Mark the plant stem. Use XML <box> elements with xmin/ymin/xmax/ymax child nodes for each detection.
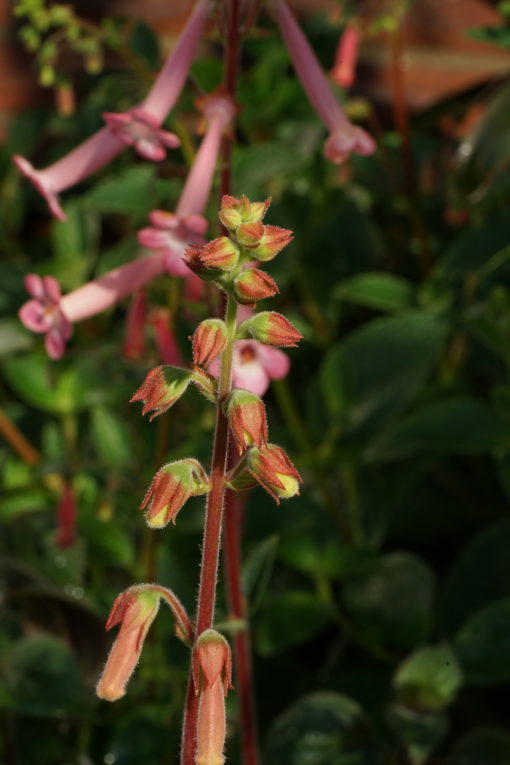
<box><xmin>0</xmin><ymin>408</ymin><xmax>40</xmax><ymax>465</ymax></box>
<box><xmin>180</xmin><ymin>292</ymin><xmax>237</xmax><ymax>765</ymax></box>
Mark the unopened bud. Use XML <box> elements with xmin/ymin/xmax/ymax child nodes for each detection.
<box><xmin>236</xmin><ymin>221</ymin><xmax>264</xmax><ymax>248</ymax></box>
<box><xmin>219</xmin><ymin>194</ymin><xmax>271</xmax><ymax>230</ymax></box>
<box><xmin>192</xmin><ymin>630</ymin><xmax>232</xmax><ymax>765</ymax></box>
<box><xmin>249</xmin><ymin>225</ymin><xmax>293</xmax><ymax>261</ymax></box>
<box><xmin>233</xmin><ymin>268</ymin><xmax>279</xmax><ymax>304</ymax></box>
<box><xmin>238</xmin><ymin>311</ymin><xmax>303</xmax><ymax>347</ymax></box>
<box><xmin>247</xmin><ymin>444</ymin><xmax>302</xmax><ymax>503</ymax></box>
<box><xmin>130</xmin><ymin>365</ymin><xmax>192</xmax><ymax>420</ymax></box>
<box><xmin>193</xmin><ymin>319</ymin><xmax>227</xmax><ymax>367</ymax></box>
<box><xmin>141</xmin><ymin>459</ymin><xmax>209</xmax><ymax>528</ymax></box>
<box><xmin>228</xmin><ymin>389</ymin><xmax>268</xmax><ymax>453</ymax></box>
<box><xmin>96</xmin><ymin>586</ymin><xmax>160</xmax><ymax>701</ymax></box>
<box><xmin>185</xmin><ymin>237</ymin><xmax>239</xmax><ymax>272</ymax></box>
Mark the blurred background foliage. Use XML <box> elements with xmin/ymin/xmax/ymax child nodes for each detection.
<box><xmin>3</xmin><ymin>1</ymin><xmax>510</xmax><ymax>763</ymax></box>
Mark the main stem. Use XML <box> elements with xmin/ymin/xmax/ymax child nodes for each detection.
<box><xmin>180</xmin><ymin>293</ymin><xmax>237</xmax><ymax>765</ymax></box>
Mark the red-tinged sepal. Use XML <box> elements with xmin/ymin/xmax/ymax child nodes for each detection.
<box><xmin>249</xmin><ymin>225</ymin><xmax>293</xmax><ymax>261</ymax></box>
<box><xmin>227</xmin><ymin>389</ymin><xmax>268</xmax><ymax>453</ymax></box>
<box><xmin>236</xmin><ymin>311</ymin><xmax>303</xmax><ymax>347</ymax></box>
<box><xmin>96</xmin><ymin>585</ymin><xmax>160</xmax><ymax>701</ymax></box>
<box><xmin>247</xmin><ymin>443</ymin><xmax>302</xmax><ymax>503</ymax></box>
<box><xmin>141</xmin><ymin>458</ymin><xmax>210</xmax><ymax>528</ymax></box>
<box><xmin>193</xmin><ymin>319</ymin><xmax>228</xmax><ymax>367</ymax></box>
<box><xmin>184</xmin><ymin>246</ymin><xmax>222</xmax><ymax>281</ymax></box>
<box><xmin>192</xmin><ymin>630</ymin><xmax>232</xmax><ymax>765</ymax></box>
<box><xmin>233</xmin><ymin>268</ymin><xmax>279</xmax><ymax>304</ymax></box>
<box><xmin>219</xmin><ymin>194</ymin><xmax>271</xmax><ymax>230</ymax></box>
<box><xmin>130</xmin><ymin>365</ymin><xmax>216</xmax><ymax>419</ymax></box>
<box><xmin>130</xmin><ymin>365</ymin><xmax>192</xmax><ymax>420</ymax></box>
<box><xmin>185</xmin><ymin>236</ymin><xmax>239</xmax><ymax>273</ymax></box>
<box><xmin>96</xmin><ymin>584</ymin><xmax>193</xmax><ymax>701</ymax></box>
<box><xmin>236</xmin><ymin>221</ymin><xmax>264</xmax><ymax>248</ymax></box>
<box><xmin>192</xmin><ymin>629</ymin><xmax>232</xmax><ymax>694</ymax></box>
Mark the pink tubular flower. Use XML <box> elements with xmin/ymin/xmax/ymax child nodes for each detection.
<box><xmin>331</xmin><ymin>24</ymin><xmax>360</xmax><ymax>89</ymax></box>
<box><xmin>210</xmin><ymin>340</ymin><xmax>289</xmax><ymax>397</ymax></box>
<box><xmin>150</xmin><ymin>309</ymin><xmax>183</xmax><ymax>366</ymax></box>
<box><xmin>13</xmin><ymin>0</ymin><xmax>210</xmax><ymax>220</ymax></box>
<box><xmin>19</xmin><ymin>253</ymin><xmax>167</xmax><ymax>359</ymax></box>
<box><xmin>273</xmin><ymin>0</ymin><xmax>375</xmax><ymax>164</ymax></box>
<box><xmin>138</xmin><ymin>91</ymin><xmax>237</xmax><ymax>277</ymax></box>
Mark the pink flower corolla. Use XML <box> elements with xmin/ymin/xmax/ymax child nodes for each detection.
<box><xmin>273</xmin><ymin>0</ymin><xmax>375</xmax><ymax>164</ymax></box>
<box><xmin>210</xmin><ymin>340</ymin><xmax>289</xmax><ymax>397</ymax></box>
<box><xmin>12</xmin><ymin>0</ymin><xmax>210</xmax><ymax>220</ymax></box>
<box><xmin>150</xmin><ymin>309</ymin><xmax>183</xmax><ymax>366</ymax></box>
<box><xmin>138</xmin><ymin>91</ymin><xmax>237</xmax><ymax>277</ymax></box>
<box><xmin>331</xmin><ymin>24</ymin><xmax>360</xmax><ymax>90</ymax></box>
<box><xmin>19</xmin><ymin>252</ymin><xmax>167</xmax><ymax>359</ymax></box>
<box><xmin>123</xmin><ymin>289</ymin><xmax>148</xmax><ymax>360</ymax></box>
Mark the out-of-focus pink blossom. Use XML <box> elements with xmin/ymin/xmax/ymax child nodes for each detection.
<box><xmin>273</xmin><ymin>0</ymin><xmax>375</xmax><ymax>164</ymax></box>
<box><xmin>102</xmin><ymin>109</ymin><xmax>180</xmax><ymax>162</ymax></box>
<box><xmin>19</xmin><ymin>253</ymin><xmax>166</xmax><ymax>358</ymax></box>
<box><xmin>331</xmin><ymin>25</ymin><xmax>360</xmax><ymax>89</ymax></box>
<box><xmin>123</xmin><ymin>289</ymin><xmax>148</xmax><ymax>360</ymax></box>
<box><xmin>13</xmin><ymin>0</ymin><xmax>210</xmax><ymax>219</ymax></box>
<box><xmin>138</xmin><ymin>91</ymin><xmax>236</xmax><ymax>278</ymax></box>
<box><xmin>19</xmin><ymin>275</ymin><xmax>72</xmax><ymax>359</ymax></box>
<box><xmin>210</xmin><ymin>340</ymin><xmax>289</xmax><ymax>397</ymax></box>
<box><xmin>150</xmin><ymin>309</ymin><xmax>183</xmax><ymax>366</ymax></box>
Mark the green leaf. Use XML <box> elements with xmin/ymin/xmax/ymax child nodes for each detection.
<box><xmin>393</xmin><ymin>644</ymin><xmax>462</xmax><ymax>711</ymax></box>
<box><xmin>254</xmin><ymin>591</ymin><xmax>332</xmax><ymax>655</ymax></box>
<box><xmin>453</xmin><ymin>727</ymin><xmax>510</xmax><ymax>765</ymax></box>
<box><xmin>439</xmin><ymin>518</ymin><xmax>510</xmax><ymax>634</ymax></box>
<box><xmin>90</xmin><ymin>406</ymin><xmax>131</xmax><ymax>466</ymax></box>
<box><xmin>334</xmin><ymin>273</ymin><xmax>414</xmax><ymax>313</ymax></box>
<box><xmin>320</xmin><ymin>312</ymin><xmax>446</xmax><ymax>432</ymax></box>
<box><xmin>242</xmin><ymin>534</ymin><xmax>279</xmax><ymax>613</ymax></box>
<box><xmin>0</xmin><ymin>319</ymin><xmax>33</xmax><ymax>358</ymax></box>
<box><xmin>50</xmin><ymin>203</ymin><xmax>99</xmax><ymax>289</ymax></box>
<box><xmin>0</xmin><ymin>490</ymin><xmax>49</xmax><ymax>521</ymax></box>
<box><xmin>343</xmin><ymin>553</ymin><xmax>435</xmax><ymax>651</ymax></box>
<box><xmin>263</xmin><ymin>692</ymin><xmax>375</xmax><ymax>765</ymax></box>
<box><xmin>388</xmin><ymin>704</ymin><xmax>448</xmax><ymax>765</ymax></box>
<box><xmin>233</xmin><ymin>142</ymin><xmax>307</xmax><ymax>198</ymax></box>
<box><xmin>454</xmin><ymin>599</ymin><xmax>510</xmax><ymax>685</ymax></box>
<box><xmin>84</xmin><ymin>165</ymin><xmax>159</xmax><ymax>215</ymax></box>
<box><xmin>279</xmin><ymin>535</ymin><xmax>375</xmax><ymax>579</ymax></box>
<box><xmin>0</xmin><ymin>634</ymin><xmax>88</xmax><ymax>717</ymax></box>
<box><xmin>366</xmin><ymin>397</ymin><xmax>509</xmax><ymax>462</ymax></box>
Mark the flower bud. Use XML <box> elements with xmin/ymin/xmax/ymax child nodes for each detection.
<box><xmin>236</xmin><ymin>221</ymin><xmax>264</xmax><ymax>248</ymax></box>
<box><xmin>247</xmin><ymin>444</ymin><xmax>302</xmax><ymax>503</ymax></box>
<box><xmin>233</xmin><ymin>268</ymin><xmax>279</xmax><ymax>304</ymax></box>
<box><xmin>192</xmin><ymin>630</ymin><xmax>232</xmax><ymax>765</ymax></box>
<box><xmin>185</xmin><ymin>237</ymin><xmax>239</xmax><ymax>273</ymax></box>
<box><xmin>238</xmin><ymin>311</ymin><xmax>303</xmax><ymax>347</ymax></box>
<box><xmin>228</xmin><ymin>389</ymin><xmax>268</xmax><ymax>453</ymax></box>
<box><xmin>96</xmin><ymin>584</ymin><xmax>193</xmax><ymax>702</ymax></box>
<box><xmin>96</xmin><ymin>586</ymin><xmax>160</xmax><ymax>701</ymax></box>
<box><xmin>141</xmin><ymin>458</ymin><xmax>210</xmax><ymax>528</ymax></box>
<box><xmin>193</xmin><ymin>319</ymin><xmax>228</xmax><ymax>367</ymax></box>
<box><xmin>219</xmin><ymin>194</ymin><xmax>271</xmax><ymax>230</ymax></box>
<box><xmin>130</xmin><ymin>365</ymin><xmax>216</xmax><ymax>419</ymax></box>
<box><xmin>249</xmin><ymin>225</ymin><xmax>293</xmax><ymax>261</ymax></box>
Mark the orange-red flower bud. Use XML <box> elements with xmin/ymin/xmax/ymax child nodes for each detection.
<box><xmin>96</xmin><ymin>584</ymin><xmax>193</xmax><ymax>702</ymax></box>
<box><xmin>249</xmin><ymin>225</ymin><xmax>293</xmax><ymax>261</ymax></box>
<box><xmin>247</xmin><ymin>443</ymin><xmax>302</xmax><ymax>503</ymax></box>
<box><xmin>130</xmin><ymin>365</ymin><xmax>216</xmax><ymax>419</ymax></box>
<box><xmin>233</xmin><ymin>268</ymin><xmax>279</xmax><ymax>304</ymax></box>
<box><xmin>219</xmin><ymin>194</ymin><xmax>271</xmax><ymax>230</ymax></box>
<box><xmin>186</xmin><ymin>236</ymin><xmax>239</xmax><ymax>272</ymax></box>
<box><xmin>96</xmin><ymin>586</ymin><xmax>160</xmax><ymax>701</ymax></box>
<box><xmin>236</xmin><ymin>221</ymin><xmax>265</xmax><ymax>248</ymax></box>
<box><xmin>227</xmin><ymin>389</ymin><xmax>268</xmax><ymax>453</ymax></box>
<box><xmin>141</xmin><ymin>458</ymin><xmax>209</xmax><ymax>528</ymax></box>
<box><xmin>238</xmin><ymin>311</ymin><xmax>303</xmax><ymax>347</ymax></box>
<box><xmin>192</xmin><ymin>630</ymin><xmax>232</xmax><ymax>765</ymax></box>
<box><xmin>193</xmin><ymin>319</ymin><xmax>228</xmax><ymax>367</ymax></box>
